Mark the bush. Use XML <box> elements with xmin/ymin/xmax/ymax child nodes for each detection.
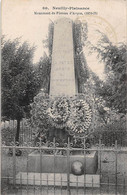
<box><xmin>90</xmin><ymin>127</ymin><xmax>127</xmax><ymax>147</ymax></box>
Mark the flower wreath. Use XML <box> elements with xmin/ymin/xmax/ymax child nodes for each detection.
<box><xmin>67</xmin><ymin>99</ymin><xmax>92</xmax><ymax>136</ymax></box>
<box><xmin>47</xmin><ymin>97</ymin><xmax>71</xmax><ymax>129</ymax></box>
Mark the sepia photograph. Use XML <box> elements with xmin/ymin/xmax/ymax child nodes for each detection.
<box><xmin>1</xmin><ymin>0</ymin><xmax>127</xmax><ymax>194</ymax></box>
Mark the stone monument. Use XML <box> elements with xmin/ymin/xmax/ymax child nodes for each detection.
<box><xmin>14</xmin><ymin>18</ymin><xmax>100</xmax><ymax>188</ymax></box>
<box><xmin>29</xmin><ymin>18</ymin><xmax>98</xmax><ymax>175</ymax></box>
<box><xmin>50</xmin><ymin>18</ymin><xmax>78</xmax><ymax>96</ymax></box>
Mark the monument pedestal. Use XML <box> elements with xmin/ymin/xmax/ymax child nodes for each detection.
<box><xmin>11</xmin><ymin>172</ymin><xmax>100</xmax><ymax>187</ymax></box>
<box><xmin>28</xmin><ymin>151</ymin><xmax>98</xmax><ymax>174</ymax></box>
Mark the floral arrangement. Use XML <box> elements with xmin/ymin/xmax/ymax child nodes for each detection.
<box><xmin>67</xmin><ymin>99</ymin><xmax>92</xmax><ymax>137</ymax></box>
<box><xmin>30</xmin><ymin>92</ymin><xmax>93</xmax><ymax>138</ymax></box>
<box><xmin>47</xmin><ymin>96</ymin><xmax>92</xmax><ymax>136</ymax></box>
<box><xmin>47</xmin><ymin>97</ymin><xmax>71</xmax><ymax>129</ymax></box>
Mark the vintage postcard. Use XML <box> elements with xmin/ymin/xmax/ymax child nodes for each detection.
<box><xmin>1</xmin><ymin>0</ymin><xmax>127</xmax><ymax>194</ymax></box>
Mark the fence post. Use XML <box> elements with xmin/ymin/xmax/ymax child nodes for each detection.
<box><xmin>99</xmin><ymin>139</ymin><xmax>102</xmax><ymax>195</ymax></box>
<box><xmin>40</xmin><ymin>139</ymin><xmax>42</xmax><ymax>194</ymax></box>
<box><xmin>13</xmin><ymin>144</ymin><xmax>16</xmax><ymax>188</ymax></box>
<box><xmin>53</xmin><ymin>137</ymin><xmax>56</xmax><ymax>195</ymax></box>
<box><xmin>26</xmin><ymin>146</ymin><xmax>29</xmax><ymax>193</ymax></box>
<box><xmin>99</xmin><ymin>139</ymin><xmax>102</xmax><ymax>176</ymax></box>
<box><xmin>84</xmin><ymin>137</ymin><xmax>86</xmax><ymax>195</ymax></box>
<box><xmin>115</xmin><ymin>140</ymin><xmax>118</xmax><ymax>195</ymax></box>
<box><xmin>67</xmin><ymin>137</ymin><xmax>70</xmax><ymax>195</ymax></box>
<box><xmin>123</xmin><ymin>172</ymin><xmax>126</xmax><ymax>195</ymax></box>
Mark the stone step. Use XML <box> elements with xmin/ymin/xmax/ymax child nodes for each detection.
<box><xmin>10</xmin><ymin>172</ymin><xmax>100</xmax><ymax>187</ymax></box>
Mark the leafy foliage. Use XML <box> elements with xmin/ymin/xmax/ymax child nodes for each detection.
<box><xmin>89</xmin><ymin>32</ymin><xmax>127</xmax><ymax>114</ymax></box>
<box><xmin>83</xmin><ymin>71</ymin><xmax>126</xmax><ymax>132</ymax></box>
<box><xmin>1</xmin><ymin>38</ymin><xmax>37</xmax><ymax>120</ymax></box>
<box><xmin>30</xmin><ymin>92</ymin><xmax>50</xmax><ymax>136</ymax></box>
<box><xmin>91</xmin><ymin>115</ymin><xmax>127</xmax><ymax>146</ymax></box>
<box><xmin>42</xmin><ymin>22</ymin><xmax>54</xmax><ymax>57</ymax></box>
<box><xmin>73</xmin><ymin>20</ymin><xmax>89</xmax><ymax>92</ymax></box>
<box><xmin>33</xmin><ymin>53</ymin><xmax>51</xmax><ymax>93</ymax></box>
<box><xmin>1</xmin><ymin>38</ymin><xmax>43</xmax><ymax>143</ymax></box>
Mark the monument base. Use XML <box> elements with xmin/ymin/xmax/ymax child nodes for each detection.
<box><xmin>11</xmin><ymin>172</ymin><xmax>100</xmax><ymax>187</ymax></box>
<box><xmin>28</xmin><ymin>151</ymin><xmax>98</xmax><ymax>174</ymax></box>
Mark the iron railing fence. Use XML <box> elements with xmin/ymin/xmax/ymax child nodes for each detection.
<box><xmin>1</xmin><ymin>120</ymin><xmax>127</xmax><ymax>147</ymax></box>
<box><xmin>1</xmin><ymin>139</ymin><xmax>127</xmax><ymax>195</ymax></box>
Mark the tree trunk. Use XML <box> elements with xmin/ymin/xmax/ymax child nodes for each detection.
<box><xmin>15</xmin><ymin>119</ymin><xmax>20</xmax><ymax>144</ymax></box>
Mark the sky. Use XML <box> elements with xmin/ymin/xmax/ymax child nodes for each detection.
<box><xmin>1</xmin><ymin>0</ymin><xmax>126</xmax><ymax>79</ymax></box>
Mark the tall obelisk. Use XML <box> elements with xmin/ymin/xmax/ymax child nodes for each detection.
<box><xmin>49</xmin><ymin>18</ymin><xmax>77</xmax><ymax>96</ymax></box>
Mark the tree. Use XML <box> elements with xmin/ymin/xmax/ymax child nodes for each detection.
<box><xmin>73</xmin><ymin>20</ymin><xmax>89</xmax><ymax>92</ymax></box>
<box><xmin>88</xmin><ymin>32</ymin><xmax>127</xmax><ymax>114</ymax></box>
<box><xmin>33</xmin><ymin>52</ymin><xmax>51</xmax><ymax>94</ymax></box>
<box><xmin>1</xmin><ymin>38</ymin><xmax>39</xmax><ymax>143</ymax></box>
<box><xmin>82</xmin><ymin>71</ymin><xmax>126</xmax><ymax>143</ymax></box>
